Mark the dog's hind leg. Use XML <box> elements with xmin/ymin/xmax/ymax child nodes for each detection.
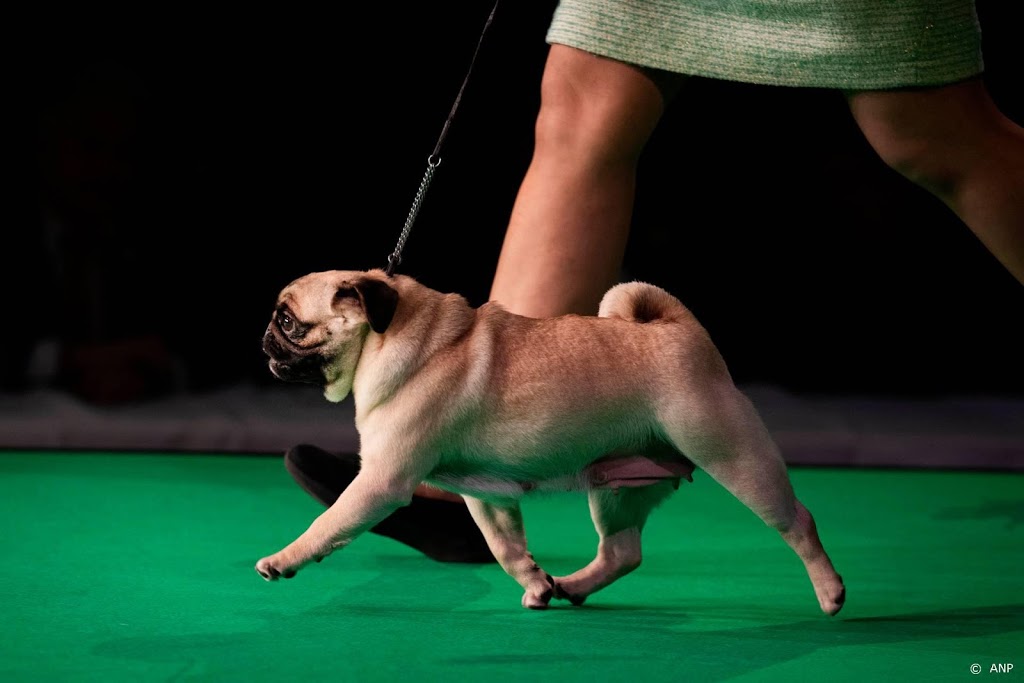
<box><xmin>463</xmin><ymin>495</ymin><xmax>557</xmax><ymax>609</ymax></box>
<box><xmin>552</xmin><ymin>480</ymin><xmax>676</xmax><ymax>606</ymax></box>
<box><xmin>660</xmin><ymin>383</ymin><xmax>846</xmax><ymax>616</ymax></box>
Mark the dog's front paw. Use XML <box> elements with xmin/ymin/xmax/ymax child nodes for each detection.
<box><xmin>255</xmin><ymin>554</ymin><xmax>299</xmax><ymax>582</ymax></box>
<box><xmin>521</xmin><ymin>574</ymin><xmax>556</xmax><ymax>610</ymax></box>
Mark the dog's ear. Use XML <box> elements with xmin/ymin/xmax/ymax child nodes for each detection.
<box><xmin>341</xmin><ymin>277</ymin><xmax>398</xmax><ymax>333</ymax></box>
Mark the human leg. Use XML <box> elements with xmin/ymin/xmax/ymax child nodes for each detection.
<box><xmin>847</xmin><ymin>78</ymin><xmax>1024</xmax><ymax>285</ymax></box>
<box><xmin>489</xmin><ymin>43</ymin><xmax>684</xmax><ymax>315</ymax></box>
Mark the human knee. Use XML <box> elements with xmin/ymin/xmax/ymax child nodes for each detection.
<box><xmin>533</xmin><ymin>47</ymin><xmax>664</xmax><ymax>164</ymax></box>
<box><xmin>533</xmin><ymin>81</ymin><xmax>632</xmax><ymax>164</ymax></box>
<box><xmin>863</xmin><ymin>123</ymin><xmax>961</xmax><ymax>192</ymax></box>
<box><xmin>850</xmin><ymin>83</ymin><xmax>1003</xmax><ymax>194</ymax></box>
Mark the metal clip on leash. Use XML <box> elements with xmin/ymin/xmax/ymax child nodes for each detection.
<box><xmin>386</xmin><ymin>155</ymin><xmax>441</xmax><ymax>277</ymax></box>
<box><xmin>385</xmin><ymin>0</ymin><xmax>500</xmax><ymax>277</ymax></box>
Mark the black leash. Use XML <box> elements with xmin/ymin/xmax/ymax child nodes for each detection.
<box><xmin>385</xmin><ymin>0</ymin><xmax>501</xmax><ymax>277</ymax></box>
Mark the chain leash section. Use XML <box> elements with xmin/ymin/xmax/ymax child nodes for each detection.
<box><xmin>383</xmin><ymin>1</ymin><xmax>500</xmax><ymax>277</ymax></box>
<box><xmin>385</xmin><ymin>154</ymin><xmax>442</xmax><ymax>276</ymax></box>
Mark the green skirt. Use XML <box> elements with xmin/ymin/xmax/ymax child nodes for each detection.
<box><xmin>546</xmin><ymin>0</ymin><xmax>984</xmax><ymax>89</ymax></box>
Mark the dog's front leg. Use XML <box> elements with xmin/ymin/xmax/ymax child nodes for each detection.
<box><xmin>463</xmin><ymin>496</ymin><xmax>555</xmax><ymax>610</ymax></box>
<box><xmin>255</xmin><ymin>469</ymin><xmax>417</xmax><ymax>581</ymax></box>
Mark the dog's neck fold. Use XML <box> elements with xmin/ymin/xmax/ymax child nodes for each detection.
<box><xmin>322</xmin><ymin>324</ymin><xmax>371</xmax><ymax>402</ymax></box>
<box><xmin>352</xmin><ymin>289</ymin><xmax>476</xmax><ymax>414</ymax></box>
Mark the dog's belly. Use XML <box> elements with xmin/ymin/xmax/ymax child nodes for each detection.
<box><xmin>426</xmin><ymin>470</ymin><xmax>590</xmax><ymax>501</ymax></box>
<box><xmin>426</xmin><ymin>449</ymin><xmax>696</xmax><ymax>503</ymax></box>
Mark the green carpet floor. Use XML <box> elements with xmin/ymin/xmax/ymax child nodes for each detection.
<box><xmin>1</xmin><ymin>451</ymin><xmax>1021</xmax><ymax>682</ymax></box>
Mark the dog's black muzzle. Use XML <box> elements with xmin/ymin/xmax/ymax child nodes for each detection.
<box><xmin>262</xmin><ymin>324</ymin><xmax>324</xmax><ymax>384</ymax></box>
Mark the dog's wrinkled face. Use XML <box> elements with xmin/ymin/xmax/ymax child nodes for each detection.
<box><xmin>262</xmin><ymin>270</ymin><xmax>398</xmax><ymax>402</ymax></box>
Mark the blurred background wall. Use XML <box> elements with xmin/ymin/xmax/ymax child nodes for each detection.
<box><xmin>4</xmin><ymin>1</ymin><xmax>1022</xmax><ymax>412</ymax></box>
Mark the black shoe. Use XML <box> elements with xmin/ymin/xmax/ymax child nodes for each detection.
<box><xmin>284</xmin><ymin>444</ymin><xmax>497</xmax><ymax>564</ymax></box>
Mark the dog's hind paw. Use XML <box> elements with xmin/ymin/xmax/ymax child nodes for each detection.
<box><xmin>551</xmin><ymin>579</ymin><xmax>587</xmax><ymax>606</ymax></box>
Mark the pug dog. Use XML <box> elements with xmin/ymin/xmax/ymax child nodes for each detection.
<box><xmin>255</xmin><ymin>268</ymin><xmax>846</xmax><ymax>614</ymax></box>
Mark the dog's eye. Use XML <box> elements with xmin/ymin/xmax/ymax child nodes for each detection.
<box><xmin>278</xmin><ymin>312</ymin><xmax>296</xmax><ymax>335</ymax></box>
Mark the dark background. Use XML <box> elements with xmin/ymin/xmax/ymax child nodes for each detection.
<box><xmin>5</xmin><ymin>1</ymin><xmax>1022</xmax><ymax>402</ymax></box>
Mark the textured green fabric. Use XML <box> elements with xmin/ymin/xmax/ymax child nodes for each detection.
<box><xmin>547</xmin><ymin>0</ymin><xmax>985</xmax><ymax>88</ymax></box>
<box><xmin>2</xmin><ymin>451</ymin><xmax>1023</xmax><ymax>682</ymax></box>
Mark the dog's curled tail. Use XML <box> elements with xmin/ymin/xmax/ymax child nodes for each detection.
<box><xmin>598</xmin><ymin>281</ymin><xmax>692</xmax><ymax>324</ymax></box>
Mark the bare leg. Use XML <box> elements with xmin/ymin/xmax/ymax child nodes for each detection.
<box><xmin>848</xmin><ymin>78</ymin><xmax>1024</xmax><ymax>285</ymax></box>
<box><xmin>553</xmin><ymin>481</ymin><xmax>676</xmax><ymax>605</ymax></box>
<box><xmin>416</xmin><ymin>46</ymin><xmax>680</xmax><ymax>502</ymax></box>
<box><xmin>489</xmin><ymin>44</ymin><xmax>683</xmax><ymax>317</ymax></box>
<box><xmin>463</xmin><ymin>496</ymin><xmax>556</xmax><ymax>609</ymax></box>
